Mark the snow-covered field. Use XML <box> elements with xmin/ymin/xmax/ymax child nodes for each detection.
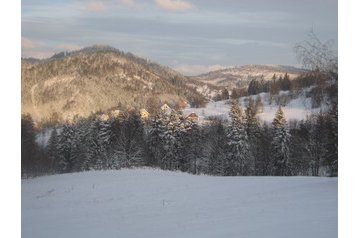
<box><xmin>184</xmin><ymin>92</ymin><xmax>320</xmax><ymax>123</ymax></box>
<box><xmin>22</xmin><ymin>169</ymin><xmax>337</xmax><ymax>238</ymax></box>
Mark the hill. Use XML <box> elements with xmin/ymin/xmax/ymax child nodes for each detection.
<box><xmin>21</xmin><ymin>45</ymin><xmax>207</xmax><ymax>124</ymax></box>
<box><xmin>22</xmin><ymin>168</ymin><xmax>338</xmax><ymax>238</ymax></box>
<box><xmin>194</xmin><ymin>64</ymin><xmax>306</xmax><ymax>88</ymax></box>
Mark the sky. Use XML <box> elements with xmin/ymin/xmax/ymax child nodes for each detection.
<box><xmin>21</xmin><ymin>0</ymin><xmax>338</xmax><ymax>75</ymax></box>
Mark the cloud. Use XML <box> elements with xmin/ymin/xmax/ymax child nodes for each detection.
<box><xmin>174</xmin><ymin>64</ymin><xmax>225</xmax><ymax>76</ymax></box>
<box><xmin>154</xmin><ymin>0</ymin><xmax>193</xmax><ymax>11</ymax></box>
<box><xmin>86</xmin><ymin>1</ymin><xmax>106</xmax><ymax>12</ymax></box>
<box><xmin>120</xmin><ymin>0</ymin><xmax>136</xmax><ymax>7</ymax></box>
<box><xmin>21</xmin><ymin>37</ymin><xmax>35</xmax><ymax>49</ymax></box>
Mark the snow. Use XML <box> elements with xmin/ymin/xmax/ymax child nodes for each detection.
<box><xmin>35</xmin><ymin>128</ymin><xmax>54</xmax><ymax>148</ymax></box>
<box><xmin>22</xmin><ymin>169</ymin><xmax>337</xmax><ymax>238</ymax></box>
<box><xmin>184</xmin><ymin>91</ymin><xmax>322</xmax><ymax>124</ymax></box>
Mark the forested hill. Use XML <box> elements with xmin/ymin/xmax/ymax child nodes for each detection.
<box><xmin>21</xmin><ymin>45</ymin><xmax>207</xmax><ymax>124</ymax></box>
<box><xmin>193</xmin><ymin>64</ymin><xmax>307</xmax><ymax>89</ymax></box>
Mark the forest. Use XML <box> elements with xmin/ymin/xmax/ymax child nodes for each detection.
<box><xmin>21</xmin><ymin>94</ymin><xmax>337</xmax><ymax>178</ymax></box>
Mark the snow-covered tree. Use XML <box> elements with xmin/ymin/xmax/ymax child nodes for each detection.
<box><xmin>108</xmin><ymin>112</ymin><xmax>146</xmax><ymax>169</ymax></box>
<box><xmin>226</xmin><ymin>100</ymin><xmax>252</xmax><ymax>176</ymax></box>
<box><xmin>245</xmin><ymin>97</ymin><xmax>261</xmax><ymax>175</ymax></box>
<box><xmin>182</xmin><ymin>115</ymin><xmax>203</xmax><ymax>174</ymax></box>
<box><xmin>46</xmin><ymin>128</ymin><xmax>59</xmax><ymax>172</ymax></box>
<box><xmin>161</xmin><ymin>110</ymin><xmax>184</xmax><ymax>170</ymax></box>
<box><xmin>70</xmin><ymin>118</ymin><xmax>93</xmax><ymax>172</ymax></box>
<box><xmin>207</xmin><ymin>120</ymin><xmax>227</xmax><ymax>175</ymax></box>
<box><xmin>57</xmin><ymin>124</ymin><xmax>76</xmax><ymax>173</ymax></box>
<box><xmin>148</xmin><ymin>110</ymin><xmax>170</xmax><ymax>168</ymax></box>
<box><xmin>271</xmin><ymin>106</ymin><xmax>291</xmax><ymax>176</ymax></box>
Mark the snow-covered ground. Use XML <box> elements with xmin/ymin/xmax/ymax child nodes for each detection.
<box><xmin>184</xmin><ymin>92</ymin><xmax>321</xmax><ymax>123</ymax></box>
<box><xmin>22</xmin><ymin>169</ymin><xmax>337</xmax><ymax>238</ymax></box>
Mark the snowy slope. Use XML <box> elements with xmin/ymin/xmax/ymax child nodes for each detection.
<box><xmin>183</xmin><ymin>92</ymin><xmax>321</xmax><ymax>123</ymax></box>
<box><xmin>22</xmin><ymin>169</ymin><xmax>337</xmax><ymax>238</ymax></box>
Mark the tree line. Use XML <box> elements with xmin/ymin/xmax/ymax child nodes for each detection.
<box><xmin>22</xmin><ymin>100</ymin><xmax>337</xmax><ymax>178</ymax></box>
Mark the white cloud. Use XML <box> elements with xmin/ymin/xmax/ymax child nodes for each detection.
<box><xmin>154</xmin><ymin>0</ymin><xmax>193</xmax><ymax>11</ymax></box>
<box><xmin>174</xmin><ymin>64</ymin><xmax>225</xmax><ymax>76</ymax></box>
<box><xmin>86</xmin><ymin>1</ymin><xmax>106</xmax><ymax>12</ymax></box>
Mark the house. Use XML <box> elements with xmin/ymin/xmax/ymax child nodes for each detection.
<box><xmin>98</xmin><ymin>113</ymin><xmax>110</xmax><ymax>121</ymax></box>
<box><xmin>160</xmin><ymin>104</ymin><xmax>172</xmax><ymax>115</ymax></box>
<box><xmin>110</xmin><ymin>109</ymin><xmax>122</xmax><ymax>118</ymax></box>
<box><xmin>139</xmin><ymin>109</ymin><xmax>150</xmax><ymax>120</ymax></box>
<box><xmin>176</xmin><ymin>99</ymin><xmax>188</xmax><ymax>110</ymax></box>
<box><xmin>186</xmin><ymin>112</ymin><xmax>199</xmax><ymax>122</ymax></box>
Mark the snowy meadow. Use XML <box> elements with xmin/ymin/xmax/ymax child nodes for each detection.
<box><xmin>22</xmin><ymin>169</ymin><xmax>337</xmax><ymax>238</ymax></box>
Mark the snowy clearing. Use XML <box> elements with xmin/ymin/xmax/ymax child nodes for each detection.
<box><xmin>183</xmin><ymin>92</ymin><xmax>321</xmax><ymax>124</ymax></box>
<box><xmin>22</xmin><ymin>169</ymin><xmax>337</xmax><ymax>238</ymax></box>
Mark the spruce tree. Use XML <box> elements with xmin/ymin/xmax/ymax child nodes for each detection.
<box><xmin>245</xmin><ymin>97</ymin><xmax>261</xmax><ymax>175</ymax></box>
<box><xmin>271</xmin><ymin>106</ymin><xmax>291</xmax><ymax>176</ymax></box>
<box><xmin>226</xmin><ymin>100</ymin><xmax>252</xmax><ymax>175</ymax></box>
<box><xmin>21</xmin><ymin>114</ymin><xmax>39</xmax><ymax>177</ymax></box>
<box><xmin>207</xmin><ymin>120</ymin><xmax>227</xmax><ymax>175</ymax></box>
<box><xmin>46</xmin><ymin>128</ymin><xmax>59</xmax><ymax>172</ymax></box>
<box><xmin>182</xmin><ymin>115</ymin><xmax>203</xmax><ymax>174</ymax></box>
<box><xmin>57</xmin><ymin>124</ymin><xmax>75</xmax><ymax>173</ymax></box>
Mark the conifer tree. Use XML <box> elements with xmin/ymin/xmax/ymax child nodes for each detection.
<box><xmin>57</xmin><ymin>124</ymin><xmax>76</xmax><ymax>173</ymax></box>
<box><xmin>271</xmin><ymin>106</ymin><xmax>291</xmax><ymax>176</ymax></box>
<box><xmin>21</xmin><ymin>114</ymin><xmax>39</xmax><ymax>176</ymax></box>
<box><xmin>245</xmin><ymin>97</ymin><xmax>261</xmax><ymax>175</ymax></box>
<box><xmin>207</xmin><ymin>120</ymin><xmax>227</xmax><ymax>175</ymax></box>
<box><xmin>161</xmin><ymin>110</ymin><xmax>183</xmax><ymax>170</ymax></box>
<box><xmin>226</xmin><ymin>100</ymin><xmax>252</xmax><ymax>175</ymax></box>
<box><xmin>46</xmin><ymin>128</ymin><xmax>59</xmax><ymax>172</ymax></box>
<box><xmin>148</xmin><ymin>110</ymin><xmax>170</xmax><ymax>168</ymax></box>
<box><xmin>182</xmin><ymin>115</ymin><xmax>203</xmax><ymax>174</ymax></box>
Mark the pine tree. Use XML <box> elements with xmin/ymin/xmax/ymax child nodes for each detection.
<box><xmin>110</xmin><ymin>112</ymin><xmax>146</xmax><ymax>168</ymax></box>
<box><xmin>207</xmin><ymin>120</ymin><xmax>227</xmax><ymax>175</ymax></box>
<box><xmin>161</xmin><ymin>110</ymin><xmax>183</xmax><ymax>170</ymax></box>
<box><xmin>97</xmin><ymin>117</ymin><xmax>113</xmax><ymax>169</ymax></box>
<box><xmin>21</xmin><ymin>114</ymin><xmax>39</xmax><ymax>177</ymax></box>
<box><xmin>182</xmin><ymin>115</ymin><xmax>203</xmax><ymax>174</ymax></box>
<box><xmin>83</xmin><ymin>118</ymin><xmax>102</xmax><ymax>170</ymax></box>
<box><xmin>46</xmin><ymin>128</ymin><xmax>59</xmax><ymax>172</ymax></box>
<box><xmin>257</xmin><ymin>123</ymin><xmax>273</xmax><ymax>175</ymax></box>
<box><xmin>70</xmin><ymin>118</ymin><xmax>93</xmax><ymax>172</ymax></box>
<box><xmin>245</xmin><ymin>98</ymin><xmax>261</xmax><ymax>175</ymax></box>
<box><xmin>124</xmin><ymin>112</ymin><xmax>146</xmax><ymax>167</ymax></box>
<box><xmin>226</xmin><ymin>100</ymin><xmax>252</xmax><ymax>175</ymax></box>
<box><xmin>57</xmin><ymin>124</ymin><xmax>75</xmax><ymax>173</ymax></box>
<box><xmin>282</xmin><ymin>73</ymin><xmax>292</xmax><ymax>91</ymax></box>
<box><xmin>271</xmin><ymin>106</ymin><xmax>291</xmax><ymax>176</ymax></box>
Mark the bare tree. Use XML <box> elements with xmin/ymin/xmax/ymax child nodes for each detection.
<box><xmin>294</xmin><ymin>30</ymin><xmax>338</xmax><ymax>80</ymax></box>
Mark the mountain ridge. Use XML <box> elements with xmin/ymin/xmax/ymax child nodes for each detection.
<box><xmin>21</xmin><ymin>45</ymin><xmax>207</xmax><ymax>124</ymax></box>
<box><xmin>193</xmin><ymin>64</ymin><xmax>307</xmax><ymax>89</ymax></box>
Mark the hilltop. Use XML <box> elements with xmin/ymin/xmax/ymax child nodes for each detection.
<box><xmin>21</xmin><ymin>45</ymin><xmax>207</xmax><ymax>124</ymax></box>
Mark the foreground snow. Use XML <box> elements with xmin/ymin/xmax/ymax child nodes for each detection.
<box><xmin>22</xmin><ymin>169</ymin><xmax>337</xmax><ymax>238</ymax></box>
